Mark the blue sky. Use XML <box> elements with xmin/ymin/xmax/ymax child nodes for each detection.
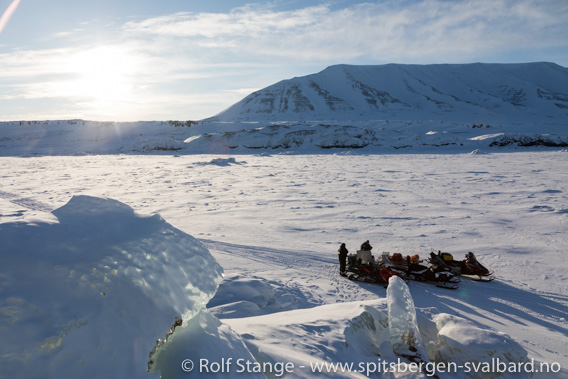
<box><xmin>1</xmin><ymin>0</ymin><xmax>567</xmax><ymax>121</ymax></box>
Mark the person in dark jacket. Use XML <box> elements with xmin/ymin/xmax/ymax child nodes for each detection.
<box><xmin>338</xmin><ymin>243</ymin><xmax>348</xmax><ymax>275</ymax></box>
<box><xmin>360</xmin><ymin>240</ymin><xmax>372</xmax><ymax>251</ymax></box>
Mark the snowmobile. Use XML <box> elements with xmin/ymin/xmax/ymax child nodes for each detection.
<box><xmin>345</xmin><ymin>251</ymin><xmax>400</xmax><ymax>286</ymax></box>
<box><xmin>435</xmin><ymin>251</ymin><xmax>495</xmax><ymax>282</ymax></box>
<box><xmin>379</xmin><ymin>252</ymin><xmax>460</xmax><ymax>290</ymax></box>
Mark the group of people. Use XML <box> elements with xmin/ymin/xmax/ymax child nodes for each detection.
<box><xmin>337</xmin><ymin>240</ymin><xmax>372</xmax><ymax>276</ymax></box>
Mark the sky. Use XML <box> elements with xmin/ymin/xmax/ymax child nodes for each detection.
<box><xmin>0</xmin><ymin>0</ymin><xmax>567</xmax><ymax>122</ymax></box>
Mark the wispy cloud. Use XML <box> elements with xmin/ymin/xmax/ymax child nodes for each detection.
<box><xmin>123</xmin><ymin>4</ymin><xmax>329</xmax><ymax>38</ymax></box>
<box><xmin>123</xmin><ymin>0</ymin><xmax>568</xmax><ymax>63</ymax></box>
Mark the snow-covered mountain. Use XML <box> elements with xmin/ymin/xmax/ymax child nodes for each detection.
<box><xmin>1</xmin><ymin>63</ymin><xmax>567</xmax><ymax>155</ymax></box>
<box><xmin>211</xmin><ymin>62</ymin><xmax>568</xmax><ymax>122</ymax></box>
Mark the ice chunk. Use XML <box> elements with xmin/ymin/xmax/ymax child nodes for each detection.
<box><xmin>344</xmin><ymin>305</ymin><xmax>396</xmax><ymax>365</ymax></box>
<box><xmin>149</xmin><ymin>308</ymin><xmax>264</xmax><ymax>379</ymax></box>
<box><xmin>0</xmin><ymin>195</ymin><xmax>223</xmax><ymax>378</ymax></box>
<box><xmin>387</xmin><ymin>276</ymin><xmax>430</xmax><ymax>364</ymax></box>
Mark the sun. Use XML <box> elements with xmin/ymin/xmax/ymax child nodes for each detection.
<box><xmin>64</xmin><ymin>45</ymin><xmax>139</xmax><ymax>113</ymax></box>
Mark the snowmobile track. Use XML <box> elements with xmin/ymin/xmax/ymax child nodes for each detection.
<box><xmin>200</xmin><ymin>239</ymin><xmax>336</xmax><ymax>271</ymax></box>
<box><xmin>201</xmin><ymin>239</ymin><xmax>378</xmax><ymax>303</ymax></box>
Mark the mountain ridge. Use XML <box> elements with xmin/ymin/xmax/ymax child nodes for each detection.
<box><xmin>210</xmin><ymin>62</ymin><xmax>568</xmax><ymax>122</ymax></box>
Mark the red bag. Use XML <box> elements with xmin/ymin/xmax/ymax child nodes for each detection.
<box><xmin>391</xmin><ymin>253</ymin><xmax>403</xmax><ymax>264</ymax></box>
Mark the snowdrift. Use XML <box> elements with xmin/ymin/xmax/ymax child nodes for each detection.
<box><xmin>0</xmin><ymin>195</ymin><xmax>226</xmax><ymax>378</ymax></box>
<box><xmin>224</xmin><ymin>276</ymin><xmax>530</xmax><ymax>378</ymax></box>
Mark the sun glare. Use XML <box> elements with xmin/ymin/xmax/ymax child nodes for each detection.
<box><xmin>63</xmin><ymin>46</ymin><xmax>139</xmax><ymax>116</ymax></box>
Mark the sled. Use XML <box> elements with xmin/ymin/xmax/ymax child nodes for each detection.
<box><xmin>379</xmin><ymin>253</ymin><xmax>460</xmax><ymax>289</ymax></box>
<box><xmin>462</xmin><ymin>273</ymin><xmax>495</xmax><ymax>282</ymax></box>
<box><xmin>386</xmin><ymin>266</ymin><xmax>460</xmax><ymax>290</ymax></box>
<box><xmin>345</xmin><ymin>253</ymin><xmax>401</xmax><ymax>286</ymax></box>
<box><xmin>435</xmin><ymin>251</ymin><xmax>495</xmax><ymax>282</ymax></box>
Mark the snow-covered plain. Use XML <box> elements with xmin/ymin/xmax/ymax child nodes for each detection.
<box><xmin>1</xmin><ymin>149</ymin><xmax>567</xmax><ymax>378</ymax></box>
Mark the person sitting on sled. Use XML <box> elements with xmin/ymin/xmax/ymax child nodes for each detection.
<box><xmin>360</xmin><ymin>240</ymin><xmax>372</xmax><ymax>251</ymax></box>
<box><xmin>338</xmin><ymin>243</ymin><xmax>348</xmax><ymax>275</ymax></box>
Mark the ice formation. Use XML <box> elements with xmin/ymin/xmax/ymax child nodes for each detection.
<box><xmin>387</xmin><ymin>276</ymin><xmax>430</xmax><ymax>364</ymax></box>
<box><xmin>0</xmin><ymin>195</ymin><xmax>223</xmax><ymax>378</ymax></box>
